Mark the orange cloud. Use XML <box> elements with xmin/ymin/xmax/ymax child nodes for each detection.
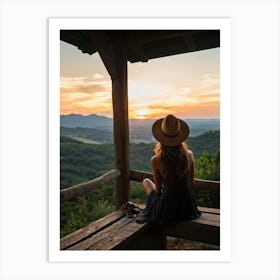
<box><xmin>60</xmin><ymin>76</ymin><xmax>112</xmax><ymax>116</ymax></box>
<box><xmin>144</xmin><ymin>100</ymin><xmax>219</xmax><ymax>119</ymax></box>
<box><xmin>60</xmin><ymin>71</ymin><xmax>220</xmax><ymax>119</ymax></box>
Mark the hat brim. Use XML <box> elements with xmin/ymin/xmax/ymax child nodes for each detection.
<box><xmin>152</xmin><ymin>118</ymin><xmax>189</xmax><ymax>146</ymax></box>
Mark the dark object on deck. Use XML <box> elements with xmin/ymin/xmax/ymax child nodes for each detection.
<box><xmin>120</xmin><ymin>201</ymin><xmax>143</xmax><ymax>218</ymax></box>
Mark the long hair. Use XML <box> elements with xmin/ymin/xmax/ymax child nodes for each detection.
<box><xmin>154</xmin><ymin>142</ymin><xmax>192</xmax><ymax>184</ymax></box>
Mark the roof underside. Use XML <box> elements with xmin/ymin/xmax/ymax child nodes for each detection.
<box><xmin>60</xmin><ymin>30</ymin><xmax>220</xmax><ymax>63</ymax></box>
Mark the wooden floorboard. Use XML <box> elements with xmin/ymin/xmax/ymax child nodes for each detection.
<box><xmin>160</xmin><ymin>209</ymin><xmax>220</xmax><ymax>245</ymax></box>
<box><xmin>137</xmin><ymin>204</ymin><xmax>220</xmax><ymax>215</ymax></box>
<box><xmin>198</xmin><ymin>206</ymin><xmax>220</xmax><ymax>215</ymax></box>
<box><xmin>192</xmin><ymin>212</ymin><xmax>220</xmax><ymax>226</ymax></box>
<box><xmin>161</xmin><ymin>221</ymin><xmax>220</xmax><ymax>245</ymax></box>
<box><xmin>92</xmin><ymin>219</ymin><xmax>150</xmax><ymax>250</ymax></box>
<box><xmin>68</xmin><ymin>216</ymin><xmax>133</xmax><ymax>250</ymax></box>
<box><xmin>60</xmin><ymin>210</ymin><xmax>124</xmax><ymax>250</ymax></box>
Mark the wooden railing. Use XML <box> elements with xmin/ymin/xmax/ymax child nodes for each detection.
<box><xmin>60</xmin><ymin>169</ymin><xmax>121</xmax><ymax>201</ymax></box>
<box><xmin>129</xmin><ymin>169</ymin><xmax>220</xmax><ymax>192</ymax></box>
<box><xmin>60</xmin><ymin>168</ymin><xmax>220</xmax><ymax>202</ymax></box>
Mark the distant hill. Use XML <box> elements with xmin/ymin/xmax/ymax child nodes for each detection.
<box><xmin>60</xmin><ymin>114</ymin><xmax>156</xmax><ymax>129</ymax></box>
<box><xmin>60</xmin><ymin>113</ymin><xmax>113</xmax><ymax>129</ymax></box>
<box><xmin>60</xmin><ymin>126</ymin><xmax>113</xmax><ymax>144</ymax></box>
<box><xmin>185</xmin><ymin>119</ymin><xmax>220</xmax><ymax>137</ymax></box>
<box><xmin>60</xmin><ymin>114</ymin><xmax>220</xmax><ymax>138</ymax></box>
<box><xmin>188</xmin><ymin>130</ymin><xmax>220</xmax><ymax>158</ymax></box>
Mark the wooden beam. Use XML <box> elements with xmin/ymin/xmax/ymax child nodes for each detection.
<box><xmin>198</xmin><ymin>206</ymin><xmax>220</xmax><ymax>215</ymax></box>
<box><xmin>126</xmin><ymin>30</ymin><xmax>203</xmax><ymax>46</ymax></box>
<box><xmin>183</xmin><ymin>34</ymin><xmax>197</xmax><ymax>52</ymax></box>
<box><xmin>112</xmin><ymin>46</ymin><xmax>130</xmax><ymax>209</ymax></box>
<box><xmin>161</xmin><ymin>217</ymin><xmax>220</xmax><ymax>246</ymax></box>
<box><xmin>60</xmin><ymin>30</ymin><xmax>97</xmax><ymax>55</ymax></box>
<box><xmin>60</xmin><ymin>169</ymin><xmax>120</xmax><ymax>201</ymax></box>
<box><xmin>192</xmin><ymin>178</ymin><xmax>220</xmax><ymax>192</ymax></box>
<box><xmin>131</xmin><ymin>45</ymin><xmax>148</xmax><ymax>63</ymax></box>
<box><xmin>87</xmin><ymin>31</ymin><xmax>118</xmax><ymax>79</ymax></box>
<box><xmin>160</xmin><ymin>205</ymin><xmax>220</xmax><ymax>246</ymax></box>
<box><xmin>129</xmin><ymin>169</ymin><xmax>220</xmax><ymax>192</ymax></box>
<box><xmin>129</xmin><ymin>169</ymin><xmax>153</xmax><ymax>181</ymax></box>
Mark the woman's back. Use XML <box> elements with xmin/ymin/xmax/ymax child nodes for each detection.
<box><xmin>160</xmin><ymin>173</ymin><xmax>189</xmax><ymax>194</ymax></box>
<box><xmin>144</xmin><ymin>150</ymin><xmax>200</xmax><ymax>224</ymax></box>
<box><xmin>141</xmin><ymin>115</ymin><xmax>201</xmax><ymax>224</ymax></box>
<box><xmin>152</xmin><ymin>147</ymin><xmax>195</xmax><ymax>189</ymax></box>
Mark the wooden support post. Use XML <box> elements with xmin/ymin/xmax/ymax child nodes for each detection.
<box><xmin>112</xmin><ymin>46</ymin><xmax>130</xmax><ymax>209</ymax></box>
<box><xmin>87</xmin><ymin>31</ymin><xmax>130</xmax><ymax>209</ymax></box>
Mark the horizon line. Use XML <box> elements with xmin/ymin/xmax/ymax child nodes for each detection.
<box><xmin>60</xmin><ymin>113</ymin><xmax>220</xmax><ymax>120</ymax></box>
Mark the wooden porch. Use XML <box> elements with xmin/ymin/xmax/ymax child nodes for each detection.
<box><xmin>60</xmin><ymin>30</ymin><xmax>220</xmax><ymax>250</ymax></box>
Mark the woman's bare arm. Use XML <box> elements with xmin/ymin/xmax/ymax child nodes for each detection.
<box><xmin>151</xmin><ymin>156</ymin><xmax>162</xmax><ymax>194</ymax></box>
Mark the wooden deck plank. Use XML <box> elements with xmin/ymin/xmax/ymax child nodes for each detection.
<box><xmin>60</xmin><ymin>210</ymin><xmax>124</xmax><ymax>250</ymax></box>
<box><xmin>137</xmin><ymin>204</ymin><xmax>220</xmax><ymax>216</ymax></box>
<box><xmin>161</xmin><ymin>220</ymin><xmax>220</xmax><ymax>245</ymax></box>
<box><xmin>68</xmin><ymin>216</ymin><xmax>133</xmax><ymax>250</ymax></box>
<box><xmin>198</xmin><ymin>206</ymin><xmax>220</xmax><ymax>215</ymax></box>
<box><xmin>93</xmin><ymin>219</ymin><xmax>150</xmax><ymax>250</ymax></box>
<box><xmin>161</xmin><ymin>211</ymin><xmax>220</xmax><ymax>245</ymax></box>
<box><xmin>192</xmin><ymin>212</ymin><xmax>220</xmax><ymax>226</ymax></box>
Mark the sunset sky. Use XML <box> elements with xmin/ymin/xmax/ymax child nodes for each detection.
<box><xmin>60</xmin><ymin>40</ymin><xmax>220</xmax><ymax>119</ymax></box>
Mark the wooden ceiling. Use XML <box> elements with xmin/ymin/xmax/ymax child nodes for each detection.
<box><xmin>60</xmin><ymin>30</ymin><xmax>220</xmax><ymax>63</ymax></box>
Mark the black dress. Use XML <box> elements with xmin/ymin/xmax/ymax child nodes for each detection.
<box><xmin>143</xmin><ymin>175</ymin><xmax>201</xmax><ymax>224</ymax></box>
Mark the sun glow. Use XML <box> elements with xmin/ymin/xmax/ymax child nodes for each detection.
<box><xmin>134</xmin><ymin>109</ymin><xmax>149</xmax><ymax>119</ymax></box>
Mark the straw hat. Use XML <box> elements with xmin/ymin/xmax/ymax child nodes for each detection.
<box><xmin>152</xmin><ymin>115</ymin><xmax>189</xmax><ymax>146</ymax></box>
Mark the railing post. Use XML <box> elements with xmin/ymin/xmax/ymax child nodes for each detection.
<box><xmin>112</xmin><ymin>46</ymin><xmax>130</xmax><ymax>209</ymax></box>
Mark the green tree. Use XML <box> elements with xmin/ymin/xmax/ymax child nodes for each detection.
<box><xmin>195</xmin><ymin>150</ymin><xmax>220</xmax><ymax>181</ymax></box>
<box><xmin>193</xmin><ymin>150</ymin><xmax>220</xmax><ymax>208</ymax></box>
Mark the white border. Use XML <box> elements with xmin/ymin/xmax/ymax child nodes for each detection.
<box><xmin>49</xmin><ymin>18</ymin><xmax>231</xmax><ymax>262</ymax></box>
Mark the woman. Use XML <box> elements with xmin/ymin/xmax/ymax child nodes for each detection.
<box><xmin>140</xmin><ymin>114</ymin><xmax>201</xmax><ymax>224</ymax></box>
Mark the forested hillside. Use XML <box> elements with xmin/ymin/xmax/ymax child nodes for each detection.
<box><xmin>60</xmin><ymin>130</ymin><xmax>220</xmax><ymax>237</ymax></box>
